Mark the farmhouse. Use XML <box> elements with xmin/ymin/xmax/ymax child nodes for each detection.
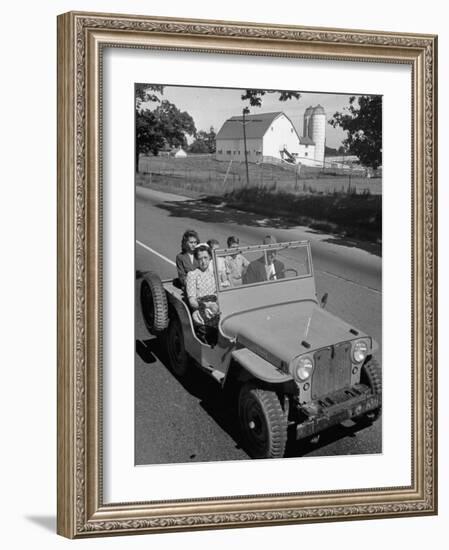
<box><xmin>172</xmin><ymin>147</ymin><xmax>187</xmax><ymax>158</ymax></box>
<box><xmin>215</xmin><ymin>107</ymin><xmax>326</xmax><ymax>166</ymax></box>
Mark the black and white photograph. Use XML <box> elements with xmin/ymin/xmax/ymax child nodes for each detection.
<box><xmin>1</xmin><ymin>0</ymin><xmax>443</xmax><ymax>543</ymax></box>
<box><xmin>135</xmin><ymin>83</ymin><xmax>382</xmax><ymax>465</ymax></box>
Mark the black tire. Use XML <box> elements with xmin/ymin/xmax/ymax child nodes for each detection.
<box><xmin>360</xmin><ymin>358</ymin><xmax>382</xmax><ymax>422</ymax></box>
<box><xmin>238</xmin><ymin>384</ymin><xmax>288</xmax><ymax>459</ymax></box>
<box><xmin>166</xmin><ymin>316</ymin><xmax>190</xmax><ymax>378</ymax></box>
<box><xmin>140</xmin><ymin>272</ymin><xmax>169</xmax><ymax>334</ymax></box>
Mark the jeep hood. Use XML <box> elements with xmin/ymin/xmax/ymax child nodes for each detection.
<box><xmin>220</xmin><ymin>300</ymin><xmax>367</xmax><ymax>364</ymax></box>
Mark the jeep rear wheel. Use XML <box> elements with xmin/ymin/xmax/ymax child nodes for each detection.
<box><xmin>238</xmin><ymin>384</ymin><xmax>288</xmax><ymax>459</ymax></box>
<box><xmin>360</xmin><ymin>358</ymin><xmax>382</xmax><ymax>422</ymax></box>
<box><xmin>166</xmin><ymin>316</ymin><xmax>190</xmax><ymax>378</ymax></box>
<box><xmin>140</xmin><ymin>272</ymin><xmax>169</xmax><ymax>334</ymax></box>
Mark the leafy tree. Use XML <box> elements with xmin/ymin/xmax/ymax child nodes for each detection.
<box><xmin>136</xmin><ymin>109</ymin><xmax>165</xmax><ymax>161</ymax></box>
<box><xmin>329</xmin><ymin>96</ymin><xmax>382</xmax><ymax>169</ymax></box>
<box><xmin>205</xmin><ymin>127</ymin><xmax>216</xmax><ymax>153</ymax></box>
<box><xmin>241</xmin><ymin>89</ymin><xmax>301</xmax><ymax>107</ymax></box>
<box><xmin>153</xmin><ymin>100</ymin><xmax>196</xmax><ymax>148</ymax></box>
<box><xmin>189</xmin><ymin>127</ymin><xmax>216</xmax><ymax>154</ymax></box>
<box><xmin>135</xmin><ymin>84</ymin><xmax>163</xmax><ymax>169</ymax></box>
<box><xmin>135</xmin><ymin>86</ymin><xmax>197</xmax><ymax>169</ymax></box>
<box><xmin>135</xmin><ymin>84</ymin><xmax>164</xmax><ymax>107</ymax></box>
<box><xmin>325</xmin><ymin>146</ymin><xmax>338</xmax><ymax>157</ymax></box>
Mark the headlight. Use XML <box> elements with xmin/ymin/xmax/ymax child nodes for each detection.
<box><xmin>352</xmin><ymin>340</ymin><xmax>368</xmax><ymax>363</ymax></box>
<box><xmin>290</xmin><ymin>356</ymin><xmax>314</xmax><ymax>382</ymax></box>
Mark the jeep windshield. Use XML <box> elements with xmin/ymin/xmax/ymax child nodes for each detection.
<box><xmin>213</xmin><ymin>240</ymin><xmax>312</xmax><ymax>291</ymax></box>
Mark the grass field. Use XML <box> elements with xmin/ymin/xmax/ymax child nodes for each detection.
<box><xmin>138</xmin><ymin>154</ymin><xmax>382</xmax><ymax>196</ymax></box>
<box><xmin>137</xmin><ymin>154</ymin><xmax>382</xmax><ymax>242</ymax></box>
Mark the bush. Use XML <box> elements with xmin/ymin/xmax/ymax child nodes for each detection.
<box><xmin>225</xmin><ymin>187</ymin><xmax>381</xmax><ymax>241</ymax></box>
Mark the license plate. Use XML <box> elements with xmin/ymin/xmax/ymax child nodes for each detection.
<box><xmin>351</xmin><ymin>396</ymin><xmax>379</xmax><ymax>417</ymax></box>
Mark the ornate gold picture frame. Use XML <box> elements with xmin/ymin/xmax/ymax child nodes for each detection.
<box><xmin>57</xmin><ymin>11</ymin><xmax>437</xmax><ymax>538</ymax></box>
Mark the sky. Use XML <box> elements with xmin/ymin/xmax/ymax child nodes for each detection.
<box><xmin>138</xmin><ymin>85</ymin><xmax>366</xmax><ymax>149</ymax></box>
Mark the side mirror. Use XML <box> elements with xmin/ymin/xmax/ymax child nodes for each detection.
<box><xmin>320</xmin><ymin>292</ymin><xmax>328</xmax><ymax>309</ymax></box>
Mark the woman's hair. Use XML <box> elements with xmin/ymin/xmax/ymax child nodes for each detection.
<box><xmin>193</xmin><ymin>244</ymin><xmax>212</xmax><ymax>260</ymax></box>
<box><xmin>227</xmin><ymin>235</ymin><xmax>239</xmax><ymax>247</ymax></box>
<box><xmin>207</xmin><ymin>239</ymin><xmax>219</xmax><ymax>248</ymax></box>
<box><xmin>181</xmin><ymin>229</ymin><xmax>200</xmax><ymax>253</ymax></box>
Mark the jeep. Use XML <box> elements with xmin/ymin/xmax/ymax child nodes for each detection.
<box><xmin>140</xmin><ymin>240</ymin><xmax>381</xmax><ymax>459</ymax></box>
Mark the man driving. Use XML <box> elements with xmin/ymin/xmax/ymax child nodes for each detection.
<box><xmin>243</xmin><ymin>235</ymin><xmax>285</xmax><ymax>285</ymax></box>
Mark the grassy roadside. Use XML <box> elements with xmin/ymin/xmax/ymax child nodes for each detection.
<box><xmin>220</xmin><ymin>188</ymin><xmax>381</xmax><ymax>242</ymax></box>
<box><xmin>136</xmin><ymin>172</ymin><xmax>382</xmax><ymax>243</ymax></box>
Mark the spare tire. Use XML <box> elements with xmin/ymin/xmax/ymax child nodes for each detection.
<box><xmin>140</xmin><ymin>272</ymin><xmax>169</xmax><ymax>334</ymax></box>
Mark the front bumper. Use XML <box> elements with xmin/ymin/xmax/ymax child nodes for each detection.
<box><xmin>295</xmin><ymin>384</ymin><xmax>381</xmax><ymax>440</ymax></box>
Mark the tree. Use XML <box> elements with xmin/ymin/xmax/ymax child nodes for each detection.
<box><xmin>205</xmin><ymin>127</ymin><xmax>216</xmax><ymax>153</ymax></box>
<box><xmin>135</xmin><ymin>84</ymin><xmax>164</xmax><ymax>107</ymax></box>
<box><xmin>325</xmin><ymin>146</ymin><xmax>338</xmax><ymax>157</ymax></box>
<box><xmin>153</xmin><ymin>100</ymin><xmax>196</xmax><ymax>149</ymax></box>
<box><xmin>241</xmin><ymin>89</ymin><xmax>301</xmax><ymax>106</ymax></box>
<box><xmin>135</xmin><ymin>92</ymin><xmax>196</xmax><ymax>169</ymax></box>
<box><xmin>136</xmin><ymin>109</ymin><xmax>164</xmax><ymax>161</ymax></box>
<box><xmin>189</xmin><ymin>127</ymin><xmax>216</xmax><ymax>154</ymax></box>
<box><xmin>135</xmin><ymin>84</ymin><xmax>163</xmax><ymax>170</ymax></box>
<box><xmin>329</xmin><ymin>96</ymin><xmax>382</xmax><ymax>169</ymax></box>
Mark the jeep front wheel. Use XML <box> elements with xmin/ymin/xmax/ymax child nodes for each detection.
<box><xmin>238</xmin><ymin>384</ymin><xmax>288</xmax><ymax>459</ymax></box>
<box><xmin>359</xmin><ymin>358</ymin><xmax>382</xmax><ymax>422</ymax></box>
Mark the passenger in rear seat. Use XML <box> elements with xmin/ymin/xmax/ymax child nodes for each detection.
<box><xmin>175</xmin><ymin>229</ymin><xmax>200</xmax><ymax>288</ymax></box>
<box><xmin>207</xmin><ymin>238</ymin><xmax>229</xmax><ymax>287</ymax></box>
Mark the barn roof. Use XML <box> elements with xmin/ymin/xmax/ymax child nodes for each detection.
<box><xmin>216</xmin><ymin>111</ymin><xmax>286</xmax><ymax>140</ymax></box>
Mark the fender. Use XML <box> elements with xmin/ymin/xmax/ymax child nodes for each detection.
<box><xmin>164</xmin><ymin>283</ymin><xmax>234</xmax><ymax>375</ymax></box>
<box><xmin>230</xmin><ymin>348</ymin><xmax>293</xmax><ymax>384</ymax></box>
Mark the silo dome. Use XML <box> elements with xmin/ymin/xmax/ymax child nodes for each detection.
<box><xmin>313</xmin><ymin>104</ymin><xmax>326</xmax><ymax>115</ymax></box>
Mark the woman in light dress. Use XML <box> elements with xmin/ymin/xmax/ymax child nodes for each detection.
<box><xmin>186</xmin><ymin>244</ymin><xmax>220</xmax><ymax>344</ymax></box>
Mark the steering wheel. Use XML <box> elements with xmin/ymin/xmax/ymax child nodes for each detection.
<box><xmin>284</xmin><ymin>268</ymin><xmax>298</xmax><ymax>277</ymax></box>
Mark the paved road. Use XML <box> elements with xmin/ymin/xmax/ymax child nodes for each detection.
<box><xmin>135</xmin><ymin>186</ymin><xmax>382</xmax><ymax>465</ymax></box>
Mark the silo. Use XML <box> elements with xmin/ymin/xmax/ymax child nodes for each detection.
<box><xmin>310</xmin><ymin>104</ymin><xmax>326</xmax><ymax>164</ymax></box>
<box><xmin>303</xmin><ymin>106</ymin><xmax>313</xmax><ymax>138</ymax></box>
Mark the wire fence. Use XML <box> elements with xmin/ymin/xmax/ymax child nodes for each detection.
<box><xmin>137</xmin><ymin>154</ymin><xmax>382</xmax><ymax>196</ymax></box>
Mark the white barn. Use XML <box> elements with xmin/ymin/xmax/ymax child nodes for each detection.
<box><xmin>215</xmin><ymin>112</ymin><xmax>315</xmax><ymax>165</ymax></box>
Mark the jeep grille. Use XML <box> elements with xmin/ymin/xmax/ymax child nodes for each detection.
<box><xmin>311</xmin><ymin>343</ymin><xmax>352</xmax><ymax>399</ymax></box>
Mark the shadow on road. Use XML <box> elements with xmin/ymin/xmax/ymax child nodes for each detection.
<box><xmin>285</xmin><ymin>419</ymin><xmax>380</xmax><ymax>458</ymax></box>
<box><xmin>155</xmin><ymin>197</ymin><xmax>304</xmax><ymax>230</ymax></box>
<box><xmin>136</xmin><ymin>336</ymin><xmax>380</xmax><ymax>460</ymax></box>
<box><xmin>137</xmin><ymin>336</ymin><xmax>245</xmax><ymax>454</ymax></box>
<box><xmin>136</xmin><ymin>339</ymin><xmax>157</xmax><ymax>364</ymax></box>
<box><xmin>153</xmin><ymin>197</ymin><xmax>380</xmax><ymax>256</ymax></box>
<box><xmin>320</xmin><ymin>235</ymin><xmax>382</xmax><ymax>257</ymax></box>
